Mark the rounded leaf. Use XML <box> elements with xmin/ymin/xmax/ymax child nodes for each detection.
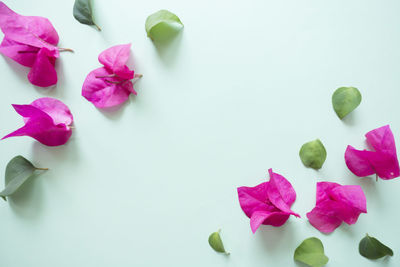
<box><xmin>145</xmin><ymin>10</ymin><xmax>183</xmax><ymax>42</ymax></box>
<box><xmin>299</xmin><ymin>139</ymin><xmax>327</xmax><ymax>170</ymax></box>
<box><xmin>208</xmin><ymin>230</ymin><xmax>229</xmax><ymax>254</ymax></box>
<box><xmin>332</xmin><ymin>87</ymin><xmax>362</xmax><ymax>119</ymax></box>
<box><xmin>294</xmin><ymin>237</ymin><xmax>329</xmax><ymax>267</ymax></box>
<box><xmin>359</xmin><ymin>234</ymin><xmax>393</xmax><ymax>259</ymax></box>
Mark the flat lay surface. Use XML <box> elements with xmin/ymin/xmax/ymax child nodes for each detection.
<box><xmin>0</xmin><ymin>0</ymin><xmax>399</xmax><ymax>266</ymax></box>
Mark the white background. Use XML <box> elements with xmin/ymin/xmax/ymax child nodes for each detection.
<box><xmin>0</xmin><ymin>0</ymin><xmax>399</xmax><ymax>266</ymax></box>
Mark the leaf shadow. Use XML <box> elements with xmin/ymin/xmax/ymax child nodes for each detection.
<box><xmin>7</xmin><ymin>172</ymin><xmax>44</xmax><ymax>220</ymax></box>
<box><xmin>341</xmin><ymin>111</ymin><xmax>358</xmax><ymax>126</ymax></box>
<box><xmin>152</xmin><ymin>28</ymin><xmax>184</xmax><ymax>67</ymax></box>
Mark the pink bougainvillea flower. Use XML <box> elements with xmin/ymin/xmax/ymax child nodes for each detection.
<box><xmin>2</xmin><ymin>97</ymin><xmax>73</xmax><ymax>146</ymax></box>
<box><xmin>306</xmin><ymin>182</ymin><xmax>366</xmax><ymax>233</ymax></box>
<box><xmin>0</xmin><ymin>2</ymin><xmax>72</xmax><ymax>87</ymax></box>
<box><xmin>82</xmin><ymin>43</ymin><xmax>142</xmax><ymax>109</ymax></box>
<box><xmin>345</xmin><ymin>125</ymin><xmax>399</xmax><ymax>180</ymax></box>
<box><xmin>237</xmin><ymin>169</ymin><xmax>300</xmax><ymax>233</ymax></box>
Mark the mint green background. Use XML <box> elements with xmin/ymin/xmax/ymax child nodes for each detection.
<box><xmin>0</xmin><ymin>0</ymin><xmax>399</xmax><ymax>266</ymax></box>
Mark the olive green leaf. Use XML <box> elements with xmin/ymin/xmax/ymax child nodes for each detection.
<box><xmin>294</xmin><ymin>237</ymin><xmax>328</xmax><ymax>267</ymax></box>
<box><xmin>73</xmin><ymin>0</ymin><xmax>101</xmax><ymax>31</ymax></box>
<box><xmin>332</xmin><ymin>86</ymin><xmax>361</xmax><ymax>119</ymax></box>
<box><xmin>208</xmin><ymin>229</ymin><xmax>229</xmax><ymax>255</ymax></box>
<box><xmin>359</xmin><ymin>234</ymin><xmax>393</xmax><ymax>260</ymax></box>
<box><xmin>145</xmin><ymin>10</ymin><xmax>183</xmax><ymax>42</ymax></box>
<box><xmin>0</xmin><ymin>156</ymin><xmax>48</xmax><ymax>201</ymax></box>
<box><xmin>299</xmin><ymin>139</ymin><xmax>327</xmax><ymax>170</ymax></box>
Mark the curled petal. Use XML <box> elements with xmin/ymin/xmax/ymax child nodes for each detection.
<box><xmin>30</xmin><ymin>97</ymin><xmax>73</xmax><ymax>125</ymax></box>
<box><xmin>27</xmin><ymin>47</ymin><xmax>57</xmax><ymax>87</ymax></box>
<box><xmin>237</xmin><ymin>182</ymin><xmax>276</xmax><ymax>219</ymax></box>
<box><xmin>82</xmin><ymin>67</ymin><xmax>133</xmax><ymax>108</ymax></box>
<box><xmin>98</xmin><ymin>43</ymin><xmax>134</xmax><ymax>79</ymax></box>
<box><xmin>250</xmin><ymin>210</ymin><xmax>291</xmax><ymax>233</ymax></box>
<box><xmin>0</xmin><ymin>38</ymin><xmax>38</xmax><ymax>67</ymax></box>
<box><xmin>345</xmin><ymin>146</ymin><xmax>375</xmax><ymax>177</ymax></box>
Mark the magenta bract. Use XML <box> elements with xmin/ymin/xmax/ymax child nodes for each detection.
<box><xmin>345</xmin><ymin>125</ymin><xmax>399</xmax><ymax>180</ymax></box>
<box><xmin>2</xmin><ymin>97</ymin><xmax>73</xmax><ymax>146</ymax></box>
<box><xmin>306</xmin><ymin>182</ymin><xmax>367</xmax><ymax>233</ymax></box>
<box><xmin>0</xmin><ymin>2</ymin><xmax>63</xmax><ymax>87</ymax></box>
<box><xmin>82</xmin><ymin>44</ymin><xmax>140</xmax><ymax>109</ymax></box>
<box><xmin>237</xmin><ymin>169</ymin><xmax>300</xmax><ymax>233</ymax></box>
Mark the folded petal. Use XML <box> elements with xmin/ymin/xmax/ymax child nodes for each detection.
<box><xmin>0</xmin><ymin>2</ymin><xmax>59</xmax><ymax>50</ymax></box>
<box><xmin>2</xmin><ymin>104</ymin><xmax>71</xmax><ymax>146</ymax></box>
<box><xmin>267</xmin><ymin>169</ymin><xmax>300</xmax><ymax>217</ymax></box>
<box><xmin>82</xmin><ymin>67</ymin><xmax>133</xmax><ymax>108</ymax></box>
<box><xmin>306</xmin><ymin>202</ymin><xmax>343</xmax><ymax>233</ymax></box>
<box><xmin>237</xmin><ymin>182</ymin><xmax>276</xmax><ymax>218</ymax></box>
<box><xmin>315</xmin><ymin>181</ymin><xmax>340</xmax><ymax>205</ymax></box>
<box><xmin>30</xmin><ymin>97</ymin><xmax>73</xmax><ymax>125</ymax></box>
<box><xmin>330</xmin><ymin>185</ymin><xmax>367</xmax><ymax>224</ymax></box>
<box><xmin>366</xmin><ymin>125</ymin><xmax>396</xmax><ymax>154</ymax></box>
<box><xmin>27</xmin><ymin>47</ymin><xmax>57</xmax><ymax>87</ymax></box>
<box><xmin>0</xmin><ymin>38</ymin><xmax>38</xmax><ymax>67</ymax></box>
<box><xmin>345</xmin><ymin>145</ymin><xmax>375</xmax><ymax>177</ymax></box>
<box><xmin>250</xmin><ymin>210</ymin><xmax>291</xmax><ymax>233</ymax></box>
<box><xmin>98</xmin><ymin>43</ymin><xmax>134</xmax><ymax>79</ymax></box>
<box><xmin>367</xmin><ymin>151</ymin><xmax>400</xmax><ymax>179</ymax></box>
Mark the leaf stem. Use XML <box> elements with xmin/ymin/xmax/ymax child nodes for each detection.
<box><xmin>34</xmin><ymin>167</ymin><xmax>49</xmax><ymax>171</ymax></box>
<box><xmin>376</xmin><ymin>174</ymin><xmax>378</xmax><ymax>182</ymax></box>
<box><xmin>94</xmin><ymin>22</ymin><xmax>101</xmax><ymax>31</ymax></box>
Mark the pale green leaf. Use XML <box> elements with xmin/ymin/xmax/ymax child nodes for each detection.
<box><xmin>294</xmin><ymin>237</ymin><xmax>328</xmax><ymax>267</ymax></box>
<box><xmin>332</xmin><ymin>86</ymin><xmax>361</xmax><ymax>119</ymax></box>
<box><xmin>0</xmin><ymin>156</ymin><xmax>48</xmax><ymax>201</ymax></box>
<box><xmin>145</xmin><ymin>10</ymin><xmax>183</xmax><ymax>42</ymax></box>
<box><xmin>359</xmin><ymin>234</ymin><xmax>393</xmax><ymax>259</ymax></box>
<box><xmin>73</xmin><ymin>0</ymin><xmax>101</xmax><ymax>31</ymax></box>
<box><xmin>208</xmin><ymin>229</ymin><xmax>229</xmax><ymax>255</ymax></box>
<box><xmin>299</xmin><ymin>139</ymin><xmax>327</xmax><ymax>170</ymax></box>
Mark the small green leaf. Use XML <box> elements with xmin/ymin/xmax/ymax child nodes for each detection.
<box><xmin>294</xmin><ymin>237</ymin><xmax>329</xmax><ymax>267</ymax></box>
<box><xmin>0</xmin><ymin>156</ymin><xmax>48</xmax><ymax>201</ymax></box>
<box><xmin>332</xmin><ymin>86</ymin><xmax>361</xmax><ymax>119</ymax></box>
<box><xmin>359</xmin><ymin>234</ymin><xmax>393</xmax><ymax>259</ymax></box>
<box><xmin>299</xmin><ymin>139</ymin><xmax>327</xmax><ymax>170</ymax></box>
<box><xmin>73</xmin><ymin>0</ymin><xmax>101</xmax><ymax>31</ymax></box>
<box><xmin>208</xmin><ymin>229</ymin><xmax>229</xmax><ymax>255</ymax></box>
<box><xmin>145</xmin><ymin>10</ymin><xmax>183</xmax><ymax>42</ymax></box>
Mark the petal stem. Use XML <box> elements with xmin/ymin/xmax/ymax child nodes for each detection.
<box><xmin>58</xmin><ymin>48</ymin><xmax>74</xmax><ymax>53</ymax></box>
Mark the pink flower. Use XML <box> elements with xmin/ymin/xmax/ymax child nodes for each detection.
<box><xmin>82</xmin><ymin>44</ymin><xmax>142</xmax><ymax>109</ymax></box>
<box><xmin>0</xmin><ymin>2</ymin><xmax>71</xmax><ymax>87</ymax></box>
<box><xmin>237</xmin><ymin>169</ymin><xmax>300</xmax><ymax>233</ymax></box>
<box><xmin>345</xmin><ymin>125</ymin><xmax>399</xmax><ymax>180</ymax></box>
<box><xmin>306</xmin><ymin>182</ymin><xmax>367</xmax><ymax>233</ymax></box>
<box><xmin>2</xmin><ymin>97</ymin><xmax>73</xmax><ymax>146</ymax></box>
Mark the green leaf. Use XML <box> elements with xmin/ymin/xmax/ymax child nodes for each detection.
<box><xmin>359</xmin><ymin>234</ymin><xmax>393</xmax><ymax>259</ymax></box>
<box><xmin>145</xmin><ymin>10</ymin><xmax>183</xmax><ymax>42</ymax></box>
<box><xmin>299</xmin><ymin>139</ymin><xmax>327</xmax><ymax>170</ymax></box>
<box><xmin>332</xmin><ymin>86</ymin><xmax>361</xmax><ymax>119</ymax></box>
<box><xmin>208</xmin><ymin>229</ymin><xmax>229</xmax><ymax>255</ymax></box>
<box><xmin>73</xmin><ymin>0</ymin><xmax>101</xmax><ymax>31</ymax></box>
<box><xmin>0</xmin><ymin>156</ymin><xmax>48</xmax><ymax>201</ymax></box>
<box><xmin>294</xmin><ymin>237</ymin><xmax>329</xmax><ymax>267</ymax></box>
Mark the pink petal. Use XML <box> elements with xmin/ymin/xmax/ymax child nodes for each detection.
<box><xmin>330</xmin><ymin>185</ymin><xmax>367</xmax><ymax>222</ymax></box>
<box><xmin>237</xmin><ymin>182</ymin><xmax>277</xmax><ymax>219</ymax></box>
<box><xmin>98</xmin><ymin>44</ymin><xmax>134</xmax><ymax>79</ymax></box>
<box><xmin>345</xmin><ymin>146</ymin><xmax>375</xmax><ymax>177</ymax></box>
<box><xmin>2</xmin><ymin>104</ymin><xmax>71</xmax><ymax>146</ymax></box>
<box><xmin>0</xmin><ymin>2</ymin><xmax>59</xmax><ymax>50</ymax></box>
<box><xmin>315</xmin><ymin>181</ymin><xmax>340</xmax><ymax>204</ymax></box>
<box><xmin>367</xmin><ymin>151</ymin><xmax>400</xmax><ymax>179</ymax></box>
<box><xmin>306</xmin><ymin>202</ymin><xmax>343</xmax><ymax>233</ymax></box>
<box><xmin>267</xmin><ymin>169</ymin><xmax>300</xmax><ymax>217</ymax></box>
<box><xmin>27</xmin><ymin>47</ymin><xmax>57</xmax><ymax>87</ymax></box>
<box><xmin>0</xmin><ymin>38</ymin><xmax>38</xmax><ymax>67</ymax></box>
<box><xmin>30</xmin><ymin>97</ymin><xmax>73</xmax><ymax>126</ymax></box>
<box><xmin>82</xmin><ymin>67</ymin><xmax>133</xmax><ymax>108</ymax></box>
<box><xmin>250</xmin><ymin>210</ymin><xmax>291</xmax><ymax>233</ymax></box>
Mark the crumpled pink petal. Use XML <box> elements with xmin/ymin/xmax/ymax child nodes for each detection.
<box><xmin>2</xmin><ymin>97</ymin><xmax>73</xmax><ymax>146</ymax></box>
<box><xmin>27</xmin><ymin>47</ymin><xmax>57</xmax><ymax>87</ymax></box>
<box><xmin>0</xmin><ymin>2</ymin><xmax>59</xmax><ymax>50</ymax></box>
<box><xmin>306</xmin><ymin>182</ymin><xmax>367</xmax><ymax>233</ymax></box>
<box><xmin>98</xmin><ymin>43</ymin><xmax>134</xmax><ymax>80</ymax></box>
<box><xmin>82</xmin><ymin>44</ymin><xmax>139</xmax><ymax>109</ymax></box>
<box><xmin>345</xmin><ymin>125</ymin><xmax>399</xmax><ymax>180</ymax></box>
<box><xmin>237</xmin><ymin>169</ymin><xmax>300</xmax><ymax>233</ymax></box>
<box><xmin>0</xmin><ymin>1</ymin><xmax>62</xmax><ymax>87</ymax></box>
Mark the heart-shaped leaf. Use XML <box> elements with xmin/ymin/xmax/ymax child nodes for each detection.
<box><xmin>299</xmin><ymin>139</ymin><xmax>327</xmax><ymax>170</ymax></box>
<box><xmin>332</xmin><ymin>86</ymin><xmax>362</xmax><ymax>119</ymax></box>
<box><xmin>359</xmin><ymin>234</ymin><xmax>393</xmax><ymax>259</ymax></box>
<box><xmin>73</xmin><ymin>0</ymin><xmax>101</xmax><ymax>31</ymax></box>
<box><xmin>145</xmin><ymin>10</ymin><xmax>183</xmax><ymax>42</ymax></box>
<box><xmin>0</xmin><ymin>156</ymin><xmax>48</xmax><ymax>201</ymax></box>
<box><xmin>294</xmin><ymin>237</ymin><xmax>329</xmax><ymax>267</ymax></box>
<box><xmin>208</xmin><ymin>229</ymin><xmax>229</xmax><ymax>255</ymax></box>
